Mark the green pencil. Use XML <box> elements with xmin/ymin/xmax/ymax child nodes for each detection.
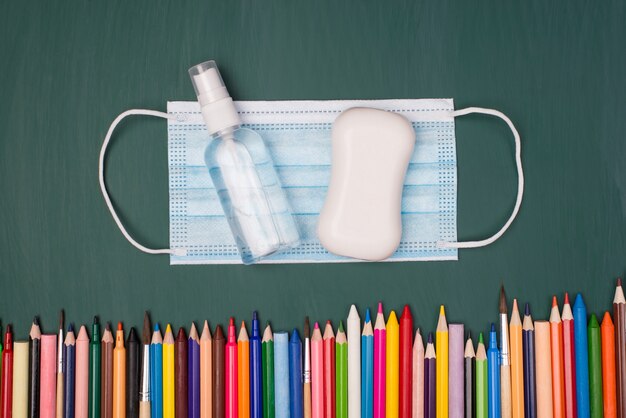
<box><xmin>336</xmin><ymin>321</ymin><xmax>348</xmax><ymax>418</ymax></box>
<box><xmin>475</xmin><ymin>333</ymin><xmax>488</xmax><ymax>418</ymax></box>
<box><xmin>89</xmin><ymin>317</ymin><xmax>101</xmax><ymax>418</ymax></box>
<box><xmin>262</xmin><ymin>324</ymin><xmax>275</xmax><ymax>418</ymax></box>
<box><xmin>588</xmin><ymin>314</ymin><xmax>603</xmax><ymax>418</ymax></box>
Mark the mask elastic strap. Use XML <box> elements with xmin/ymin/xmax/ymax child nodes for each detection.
<box><xmin>98</xmin><ymin>109</ymin><xmax>186</xmax><ymax>256</ymax></box>
<box><xmin>437</xmin><ymin>107</ymin><xmax>524</xmax><ymax>249</ymax></box>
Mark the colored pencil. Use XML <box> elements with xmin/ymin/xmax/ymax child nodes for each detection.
<box><xmin>347</xmin><ymin>306</ymin><xmax>361</xmax><ymax>418</ymax></box>
<box><xmin>613</xmin><ymin>279</ymin><xmax>626</xmax><ymax>418</ymax></box>
<box><xmin>399</xmin><ymin>306</ymin><xmax>413</xmax><ymax>418</ymax></box>
<box><xmin>58</xmin><ymin>313</ymin><xmax>65</xmax><ymax>418</ymax></box>
<box><xmin>588</xmin><ymin>314</ymin><xmax>603</xmax><ymax>418</ymax></box>
<box><xmin>436</xmin><ymin>306</ymin><xmax>448</xmax><ymax>418</ymax></box>
<box><xmin>13</xmin><ymin>341</ymin><xmax>29</xmax><ymax>418</ymax></box>
<box><xmin>336</xmin><ymin>323</ymin><xmax>348</xmax><ymax>418</ymax></box>
<box><xmin>475</xmin><ymin>334</ymin><xmax>487</xmax><ymax>418</ymax></box>
<box><xmin>499</xmin><ymin>287</ymin><xmax>511</xmax><ymax>418</ymax></box>
<box><xmin>509</xmin><ymin>300</ymin><xmax>524</xmax><ymax>418</ymax></box>
<box><xmin>102</xmin><ymin>324</ymin><xmax>114</xmax><ymax>418</ymax></box>
<box><xmin>261</xmin><ymin>324</ymin><xmax>273</xmax><ymax>418</ymax></box>
<box><xmin>562</xmin><ymin>294</ymin><xmax>577</xmax><ymax>418</ymax></box>
<box><xmin>449</xmin><ymin>324</ymin><xmax>464</xmax><ymax>418</ymax></box>
<box><xmin>303</xmin><ymin>319</ymin><xmax>312</xmax><ymax>418</ymax></box>
<box><xmin>225</xmin><ymin>321</ymin><xmax>237</xmax><ymax>418</ymax></box>
<box><xmin>274</xmin><ymin>332</ymin><xmax>288</xmax><ymax>418</ymax></box>
<box><xmin>89</xmin><ymin>318</ymin><xmax>101</xmax><ymax>418</ymax></box>
<box><xmin>162</xmin><ymin>326</ymin><xmax>174</xmax><ymax>418</ymax></box>
<box><xmin>411</xmin><ymin>330</ymin><xmax>423</xmax><ymax>418</ymax></box>
<box><xmin>249</xmin><ymin>315</ymin><xmax>261</xmax><ymax>418</ymax></box>
<box><xmin>534</xmin><ymin>321</ymin><xmax>552</xmax><ymax>418</ymax></box>
<box><xmin>601</xmin><ymin>312</ymin><xmax>617</xmax><ymax>418</ymax></box>
<box><xmin>424</xmin><ymin>334</ymin><xmax>435</xmax><ymax>418</ymax></box>
<box><xmin>150</xmin><ymin>325</ymin><xmax>163</xmax><ymax>418</ymax></box>
<box><xmin>311</xmin><ymin>323</ymin><xmax>323</xmax><ymax>418</ymax></box>
<box><xmin>213</xmin><ymin>325</ymin><xmax>225</xmax><ymax>418</ymax></box>
<box><xmin>65</xmin><ymin>326</ymin><xmax>76</xmax><ymax>418</ymax></box>
<box><xmin>386</xmin><ymin>312</ymin><xmax>399</xmax><ymax>418</ymax></box>
<box><xmin>238</xmin><ymin>322</ymin><xmax>249</xmax><ymax>418</ymax></box>
<box><xmin>74</xmin><ymin>325</ymin><xmax>89</xmax><ymax>418</ymax></box>
<box><xmin>323</xmin><ymin>322</ymin><xmax>336</xmax><ymax>418</ymax></box>
<box><xmin>522</xmin><ymin>305</ymin><xmax>536</xmax><ymax>418</ymax></box>
<box><xmin>112</xmin><ymin>324</ymin><xmax>125</xmax><ymax>418</ymax></box>
<box><xmin>175</xmin><ymin>327</ymin><xmax>188</xmax><ymax>418</ymax></box>
<box><xmin>41</xmin><ymin>334</ymin><xmax>58</xmax><ymax>418</ymax></box>
<box><xmin>127</xmin><ymin>328</ymin><xmax>139</xmax><ymax>418</ymax></box>
<box><xmin>464</xmin><ymin>334</ymin><xmax>475</xmax><ymax>418</ymax></box>
<box><xmin>139</xmin><ymin>314</ymin><xmax>151</xmax><ymax>418</ymax></box>
<box><xmin>200</xmin><ymin>321</ymin><xmax>212</xmax><ymax>418</ymax></box>
<box><xmin>487</xmin><ymin>324</ymin><xmax>500</xmax><ymax>418</ymax></box>
<box><xmin>373</xmin><ymin>303</ymin><xmax>386</xmax><ymax>418</ymax></box>
<box><xmin>189</xmin><ymin>323</ymin><xmax>201</xmax><ymax>418</ymax></box>
<box><xmin>1</xmin><ymin>325</ymin><xmax>13</xmax><ymax>418</ymax></box>
<box><xmin>362</xmin><ymin>311</ymin><xmax>374</xmax><ymax>418</ymax></box>
<box><xmin>28</xmin><ymin>318</ymin><xmax>41</xmax><ymax>418</ymax></box>
<box><xmin>289</xmin><ymin>329</ymin><xmax>303</xmax><ymax>418</ymax></box>
<box><xmin>549</xmin><ymin>297</ymin><xmax>565</xmax><ymax>418</ymax></box>
<box><xmin>573</xmin><ymin>294</ymin><xmax>590</xmax><ymax>418</ymax></box>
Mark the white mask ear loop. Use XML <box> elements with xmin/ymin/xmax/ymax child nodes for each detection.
<box><xmin>437</xmin><ymin>107</ymin><xmax>524</xmax><ymax>249</ymax></box>
<box><xmin>98</xmin><ymin>109</ymin><xmax>186</xmax><ymax>256</ymax></box>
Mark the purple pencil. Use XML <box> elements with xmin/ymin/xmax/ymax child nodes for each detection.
<box><xmin>188</xmin><ymin>323</ymin><xmax>201</xmax><ymax>418</ymax></box>
<box><xmin>449</xmin><ymin>324</ymin><xmax>465</xmax><ymax>418</ymax></box>
<box><xmin>424</xmin><ymin>334</ymin><xmax>436</xmax><ymax>418</ymax></box>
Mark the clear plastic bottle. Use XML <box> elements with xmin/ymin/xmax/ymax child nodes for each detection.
<box><xmin>189</xmin><ymin>61</ymin><xmax>300</xmax><ymax>264</ymax></box>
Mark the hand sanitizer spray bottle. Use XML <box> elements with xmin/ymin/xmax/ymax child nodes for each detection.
<box><xmin>189</xmin><ymin>60</ymin><xmax>300</xmax><ymax>264</ymax></box>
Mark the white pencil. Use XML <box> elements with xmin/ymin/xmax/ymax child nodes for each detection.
<box><xmin>348</xmin><ymin>305</ymin><xmax>361</xmax><ymax>418</ymax></box>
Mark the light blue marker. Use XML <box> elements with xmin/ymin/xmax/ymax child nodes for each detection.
<box><xmin>574</xmin><ymin>294</ymin><xmax>590</xmax><ymax>418</ymax></box>
<box><xmin>361</xmin><ymin>309</ymin><xmax>374</xmax><ymax>418</ymax></box>
<box><xmin>487</xmin><ymin>324</ymin><xmax>501</xmax><ymax>418</ymax></box>
<box><xmin>274</xmin><ymin>332</ymin><xmax>290</xmax><ymax>418</ymax></box>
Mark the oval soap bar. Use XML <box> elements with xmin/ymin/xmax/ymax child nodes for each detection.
<box><xmin>317</xmin><ymin>107</ymin><xmax>415</xmax><ymax>261</ymax></box>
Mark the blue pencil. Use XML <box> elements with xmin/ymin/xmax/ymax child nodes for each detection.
<box><xmin>487</xmin><ymin>324</ymin><xmax>500</xmax><ymax>418</ymax></box>
<box><xmin>274</xmin><ymin>332</ymin><xmax>290</xmax><ymax>418</ymax></box>
<box><xmin>251</xmin><ymin>312</ymin><xmax>263</xmax><ymax>418</ymax></box>
<box><xmin>150</xmin><ymin>324</ymin><xmax>163</xmax><ymax>418</ymax></box>
<box><xmin>64</xmin><ymin>325</ymin><xmax>76</xmax><ymax>418</ymax></box>
<box><xmin>361</xmin><ymin>309</ymin><xmax>373</xmax><ymax>418</ymax></box>
<box><xmin>289</xmin><ymin>330</ymin><xmax>303</xmax><ymax>418</ymax></box>
<box><xmin>573</xmin><ymin>294</ymin><xmax>590</xmax><ymax>418</ymax></box>
<box><xmin>188</xmin><ymin>324</ymin><xmax>201</xmax><ymax>418</ymax></box>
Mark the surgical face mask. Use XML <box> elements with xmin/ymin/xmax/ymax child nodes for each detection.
<box><xmin>99</xmin><ymin>99</ymin><xmax>523</xmax><ymax>264</ymax></box>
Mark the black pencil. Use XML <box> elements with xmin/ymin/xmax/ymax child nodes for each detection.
<box><xmin>29</xmin><ymin>317</ymin><xmax>41</xmax><ymax>418</ymax></box>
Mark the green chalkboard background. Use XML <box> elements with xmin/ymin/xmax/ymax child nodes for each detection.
<box><xmin>1</xmin><ymin>1</ymin><xmax>625</xmax><ymax>338</ymax></box>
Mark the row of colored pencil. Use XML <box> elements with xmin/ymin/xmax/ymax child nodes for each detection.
<box><xmin>0</xmin><ymin>280</ymin><xmax>625</xmax><ymax>418</ymax></box>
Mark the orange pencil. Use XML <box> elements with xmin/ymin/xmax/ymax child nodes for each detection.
<box><xmin>113</xmin><ymin>323</ymin><xmax>126</xmax><ymax>418</ymax></box>
<box><xmin>550</xmin><ymin>297</ymin><xmax>565</xmax><ymax>418</ymax></box>
<box><xmin>601</xmin><ymin>313</ymin><xmax>617</xmax><ymax>418</ymax></box>
<box><xmin>323</xmin><ymin>322</ymin><xmax>335</xmax><ymax>418</ymax></box>
<box><xmin>238</xmin><ymin>322</ymin><xmax>250</xmax><ymax>418</ymax></box>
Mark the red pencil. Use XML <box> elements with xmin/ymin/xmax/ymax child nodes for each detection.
<box><xmin>399</xmin><ymin>306</ymin><xmax>413</xmax><ymax>418</ymax></box>
<box><xmin>323</xmin><ymin>321</ymin><xmax>335</xmax><ymax>418</ymax></box>
<box><xmin>562</xmin><ymin>293</ymin><xmax>577</xmax><ymax>418</ymax></box>
<box><xmin>0</xmin><ymin>325</ymin><xmax>13</xmax><ymax>418</ymax></box>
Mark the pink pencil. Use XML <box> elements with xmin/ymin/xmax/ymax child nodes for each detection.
<box><xmin>40</xmin><ymin>335</ymin><xmax>58</xmax><ymax>418</ymax></box>
<box><xmin>75</xmin><ymin>326</ymin><xmax>89</xmax><ymax>418</ymax></box>
<box><xmin>311</xmin><ymin>323</ymin><xmax>324</xmax><ymax>418</ymax></box>
<box><xmin>374</xmin><ymin>303</ymin><xmax>387</xmax><ymax>418</ymax></box>
<box><xmin>225</xmin><ymin>318</ymin><xmax>238</xmax><ymax>418</ymax></box>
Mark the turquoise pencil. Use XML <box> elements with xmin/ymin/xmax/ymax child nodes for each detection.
<box><xmin>573</xmin><ymin>294</ymin><xmax>590</xmax><ymax>418</ymax></box>
<box><xmin>150</xmin><ymin>325</ymin><xmax>163</xmax><ymax>418</ymax></box>
<box><xmin>361</xmin><ymin>309</ymin><xmax>373</xmax><ymax>418</ymax></box>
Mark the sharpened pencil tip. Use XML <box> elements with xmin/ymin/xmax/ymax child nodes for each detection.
<box><xmin>67</xmin><ymin>324</ymin><xmax>73</xmax><ymax>332</ymax></box>
<box><xmin>491</xmin><ymin>323</ymin><xmax>496</xmax><ymax>332</ymax></box>
<box><xmin>524</xmin><ymin>303</ymin><xmax>531</xmax><ymax>316</ymax></box>
<box><xmin>618</xmin><ymin>278</ymin><xmax>622</xmax><ymax>287</ymax></box>
<box><xmin>439</xmin><ymin>305</ymin><xmax>445</xmax><ymax>316</ymax></box>
<box><xmin>552</xmin><ymin>295</ymin><xmax>557</xmax><ymax>307</ymax></box>
<box><xmin>365</xmin><ymin>308</ymin><xmax>371</xmax><ymax>323</ymax></box>
<box><xmin>253</xmin><ymin>311</ymin><xmax>258</xmax><ymax>321</ymax></box>
<box><xmin>427</xmin><ymin>332</ymin><xmax>433</xmax><ymax>343</ymax></box>
<box><xmin>33</xmin><ymin>316</ymin><xmax>39</xmax><ymax>326</ymax></box>
<box><xmin>338</xmin><ymin>321</ymin><xmax>344</xmax><ymax>332</ymax></box>
<box><xmin>377</xmin><ymin>302</ymin><xmax>383</xmax><ymax>314</ymax></box>
<box><xmin>564</xmin><ymin>292</ymin><xmax>570</xmax><ymax>304</ymax></box>
<box><xmin>93</xmin><ymin>316</ymin><xmax>98</xmax><ymax>324</ymax></box>
<box><xmin>479</xmin><ymin>332</ymin><xmax>484</xmax><ymax>344</ymax></box>
<box><xmin>314</xmin><ymin>322</ymin><xmax>319</xmax><ymax>330</ymax></box>
<box><xmin>117</xmin><ymin>322</ymin><xmax>122</xmax><ymax>331</ymax></box>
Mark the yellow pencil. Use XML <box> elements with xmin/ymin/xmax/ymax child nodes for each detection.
<box><xmin>238</xmin><ymin>322</ymin><xmax>250</xmax><ymax>418</ymax></box>
<box><xmin>386</xmin><ymin>311</ymin><xmax>399</xmax><ymax>418</ymax></box>
<box><xmin>163</xmin><ymin>325</ymin><xmax>175</xmax><ymax>418</ymax></box>
<box><xmin>436</xmin><ymin>306</ymin><xmax>449</xmax><ymax>418</ymax></box>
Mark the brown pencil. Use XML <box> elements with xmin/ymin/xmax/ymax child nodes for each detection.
<box><xmin>101</xmin><ymin>324</ymin><xmax>114</xmax><ymax>418</ymax></box>
<box><xmin>613</xmin><ymin>279</ymin><xmax>626</xmax><ymax>418</ymax></box>
<box><xmin>175</xmin><ymin>328</ymin><xmax>188</xmax><ymax>418</ymax></box>
<box><xmin>213</xmin><ymin>325</ymin><xmax>225</xmax><ymax>418</ymax></box>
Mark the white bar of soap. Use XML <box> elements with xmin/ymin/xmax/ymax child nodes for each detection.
<box><xmin>317</xmin><ymin>107</ymin><xmax>416</xmax><ymax>261</ymax></box>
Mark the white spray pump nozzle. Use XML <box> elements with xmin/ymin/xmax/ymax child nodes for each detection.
<box><xmin>188</xmin><ymin>60</ymin><xmax>241</xmax><ymax>136</ymax></box>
